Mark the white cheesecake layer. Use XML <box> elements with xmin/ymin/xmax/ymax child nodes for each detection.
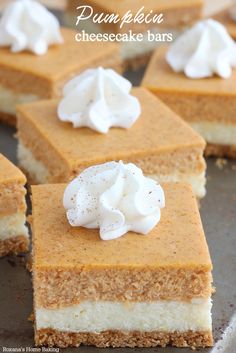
<box><xmin>0</xmin><ymin>84</ymin><xmax>39</xmax><ymax>115</ymax></box>
<box><xmin>18</xmin><ymin>142</ymin><xmax>205</xmax><ymax>198</ymax></box>
<box><xmin>190</xmin><ymin>121</ymin><xmax>236</xmax><ymax>146</ymax></box>
<box><xmin>0</xmin><ymin>212</ymin><xmax>28</xmax><ymax>241</ymax></box>
<box><xmin>149</xmin><ymin>171</ymin><xmax>206</xmax><ymax>199</ymax></box>
<box><xmin>17</xmin><ymin>143</ymin><xmax>50</xmax><ymax>184</ymax></box>
<box><xmin>36</xmin><ymin>298</ymin><xmax>212</xmax><ymax>333</ymax></box>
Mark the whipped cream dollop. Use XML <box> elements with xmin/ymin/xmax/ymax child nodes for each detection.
<box><xmin>0</xmin><ymin>0</ymin><xmax>63</xmax><ymax>55</ymax></box>
<box><xmin>166</xmin><ymin>19</ymin><xmax>236</xmax><ymax>79</ymax></box>
<box><xmin>58</xmin><ymin>67</ymin><xmax>141</xmax><ymax>134</ymax></box>
<box><xmin>63</xmin><ymin>161</ymin><xmax>165</xmax><ymax>241</ymax></box>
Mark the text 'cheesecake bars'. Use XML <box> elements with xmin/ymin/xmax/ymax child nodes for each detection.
<box><xmin>65</xmin><ymin>0</ymin><xmax>203</xmax><ymax>68</ymax></box>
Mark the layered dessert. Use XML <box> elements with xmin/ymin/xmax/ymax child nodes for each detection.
<box><xmin>142</xmin><ymin>19</ymin><xmax>236</xmax><ymax>158</ymax></box>
<box><xmin>0</xmin><ymin>0</ymin><xmax>121</xmax><ymax>126</ymax></box>
<box><xmin>17</xmin><ymin>68</ymin><xmax>206</xmax><ymax>198</ymax></box>
<box><xmin>0</xmin><ymin>154</ymin><xmax>29</xmax><ymax>257</ymax></box>
<box><xmin>31</xmin><ymin>162</ymin><xmax>213</xmax><ymax>348</ymax></box>
<box><xmin>65</xmin><ymin>0</ymin><xmax>203</xmax><ymax>68</ymax></box>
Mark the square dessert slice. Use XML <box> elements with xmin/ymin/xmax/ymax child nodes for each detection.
<box><xmin>17</xmin><ymin>87</ymin><xmax>206</xmax><ymax>198</ymax></box>
<box><xmin>65</xmin><ymin>0</ymin><xmax>203</xmax><ymax>68</ymax></box>
<box><xmin>142</xmin><ymin>46</ymin><xmax>236</xmax><ymax>158</ymax></box>
<box><xmin>0</xmin><ymin>154</ymin><xmax>29</xmax><ymax>257</ymax></box>
<box><xmin>32</xmin><ymin>182</ymin><xmax>213</xmax><ymax>348</ymax></box>
<box><xmin>0</xmin><ymin>27</ymin><xmax>121</xmax><ymax>126</ymax></box>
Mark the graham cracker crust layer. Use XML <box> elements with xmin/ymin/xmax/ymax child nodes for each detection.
<box><xmin>205</xmin><ymin>143</ymin><xmax>236</xmax><ymax>159</ymax></box>
<box><xmin>35</xmin><ymin>328</ymin><xmax>213</xmax><ymax>348</ymax></box>
<box><xmin>0</xmin><ymin>235</ymin><xmax>29</xmax><ymax>257</ymax></box>
<box><xmin>0</xmin><ymin>111</ymin><xmax>16</xmax><ymax>127</ymax></box>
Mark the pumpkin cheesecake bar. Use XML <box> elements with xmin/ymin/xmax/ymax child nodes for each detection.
<box><xmin>0</xmin><ymin>0</ymin><xmax>121</xmax><ymax>126</ymax></box>
<box><xmin>32</xmin><ymin>182</ymin><xmax>213</xmax><ymax>348</ymax></box>
<box><xmin>0</xmin><ymin>154</ymin><xmax>29</xmax><ymax>257</ymax></box>
<box><xmin>0</xmin><ymin>27</ymin><xmax>121</xmax><ymax>126</ymax></box>
<box><xmin>65</xmin><ymin>0</ymin><xmax>203</xmax><ymax>68</ymax></box>
<box><xmin>142</xmin><ymin>44</ymin><xmax>236</xmax><ymax>158</ymax></box>
<box><xmin>17</xmin><ymin>87</ymin><xmax>206</xmax><ymax>198</ymax></box>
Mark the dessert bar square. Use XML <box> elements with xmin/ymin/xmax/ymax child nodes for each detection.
<box><xmin>0</xmin><ymin>27</ymin><xmax>121</xmax><ymax>125</ymax></box>
<box><xmin>17</xmin><ymin>87</ymin><xmax>206</xmax><ymax>198</ymax></box>
<box><xmin>0</xmin><ymin>154</ymin><xmax>29</xmax><ymax>257</ymax></box>
<box><xmin>142</xmin><ymin>46</ymin><xmax>236</xmax><ymax>158</ymax></box>
<box><xmin>31</xmin><ymin>182</ymin><xmax>213</xmax><ymax>348</ymax></box>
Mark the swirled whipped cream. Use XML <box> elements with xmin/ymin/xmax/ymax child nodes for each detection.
<box><xmin>57</xmin><ymin>67</ymin><xmax>141</xmax><ymax>133</ymax></box>
<box><xmin>63</xmin><ymin>161</ymin><xmax>165</xmax><ymax>241</ymax></box>
<box><xmin>0</xmin><ymin>0</ymin><xmax>63</xmax><ymax>55</ymax></box>
<box><xmin>166</xmin><ymin>19</ymin><xmax>236</xmax><ymax>79</ymax></box>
